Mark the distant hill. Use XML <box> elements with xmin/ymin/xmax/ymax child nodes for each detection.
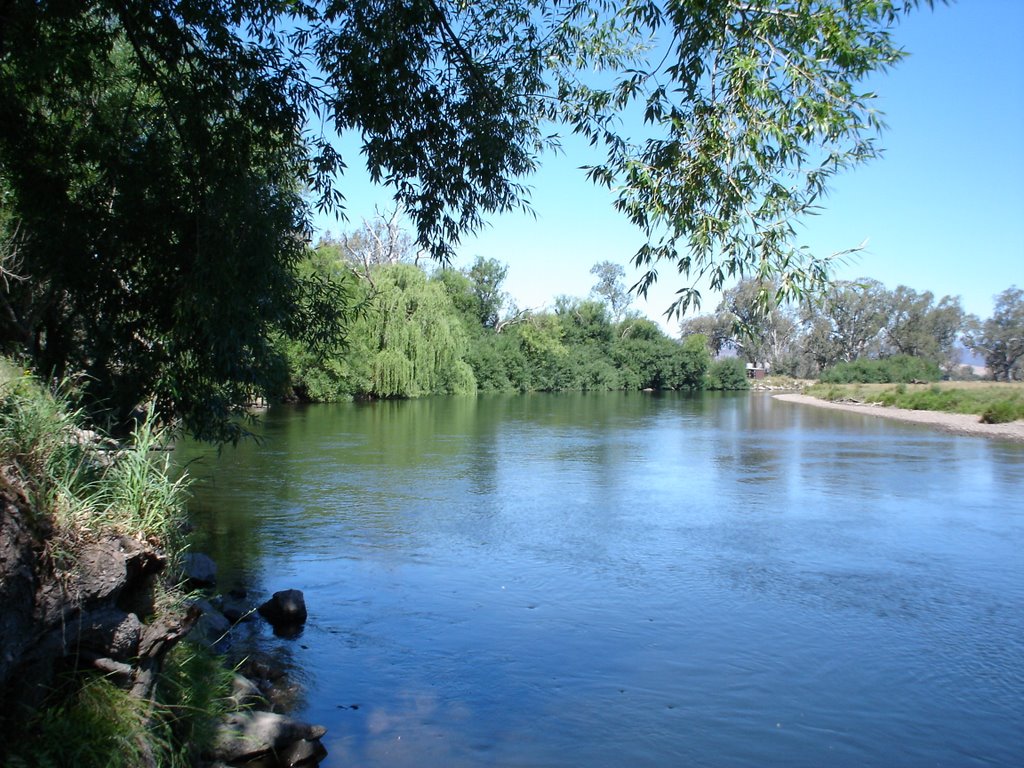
<box><xmin>957</xmin><ymin>346</ymin><xmax>986</xmax><ymax>367</ymax></box>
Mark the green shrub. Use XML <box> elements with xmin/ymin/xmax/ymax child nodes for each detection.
<box><xmin>980</xmin><ymin>400</ymin><xmax>1023</xmax><ymax>424</ymax></box>
<box><xmin>705</xmin><ymin>358</ymin><xmax>750</xmax><ymax>390</ymax></box>
<box><xmin>820</xmin><ymin>355</ymin><xmax>941</xmax><ymax>384</ymax></box>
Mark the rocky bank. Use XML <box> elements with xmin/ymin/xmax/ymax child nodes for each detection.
<box><xmin>0</xmin><ymin>473</ymin><xmax>326</xmax><ymax>766</ymax></box>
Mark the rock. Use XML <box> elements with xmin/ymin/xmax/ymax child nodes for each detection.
<box><xmin>258</xmin><ymin>589</ymin><xmax>307</xmax><ymax>628</ymax></box>
<box><xmin>0</xmin><ymin>492</ymin><xmax>39</xmax><ymax>694</ymax></box>
<box><xmin>78</xmin><ymin>607</ymin><xmax>141</xmax><ymax>660</ymax></box>
<box><xmin>233</xmin><ymin>650</ymin><xmax>304</xmax><ymax>713</ymax></box>
<box><xmin>219</xmin><ymin>595</ymin><xmax>256</xmax><ymax>624</ymax></box>
<box><xmin>183</xmin><ymin>552</ymin><xmax>217</xmax><ymax>587</ymax></box>
<box><xmin>237</xmin><ymin>651</ymin><xmax>288</xmax><ymax>683</ymax></box>
<box><xmin>208</xmin><ymin>711</ymin><xmax>326</xmax><ymax>764</ymax></box>
<box><xmin>191</xmin><ymin>599</ymin><xmax>232</xmax><ymax>651</ymax></box>
<box><xmin>70</xmin><ymin>537</ymin><xmax>144</xmax><ymax>607</ymax></box>
<box><xmin>280</xmin><ymin>738</ymin><xmax>328</xmax><ymax>766</ymax></box>
<box><xmin>228</xmin><ymin>673</ymin><xmax>265</xmax><ymax>709</ymax></box>
<box><xmin>131</xmin><ymin>605</ymin><xmax>199</xmax><ymax>700</ymax></box>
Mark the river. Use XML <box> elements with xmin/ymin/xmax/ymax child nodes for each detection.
<box><xmin>177</xmin><ymin>392</ymin><xmax>1024</xmax><ymax>767</ymax></box>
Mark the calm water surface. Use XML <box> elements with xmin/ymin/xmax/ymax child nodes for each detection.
<box><xmin>178</xmin><ymin>392</ymin><xmax>1024</xmax><ymax>767</ymax></box>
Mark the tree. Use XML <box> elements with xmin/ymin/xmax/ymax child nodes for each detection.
<box><xmin>0</xmin><ymin>1</ymin><xmax>929</xmax><ymax>437</ymax></box>
<box><xmin>324</xmin><ymin>208</ymin><xmax>419</xmax><ymax>286</ymax></box>
<box><xmin>589</xmin><ymin>261</ymin><xmax>632</xmax><ymax>321</ymax></box>
<box><xmin>718</xmin><ymin>280</ymin><xmax>800</xmax><ymax>370</ymax></box>
<box><xmin>881</xmin><ymin>286</ymin><xmax>964</xmax><ymax>370</ymax></box>
<box><xmin>705</xmin><ymin>358</ymin><xmax>750</xmax><ymax>391</ymax></box>
<box><xmin>577</xmin><ymin>2</ymin><xmax>924</xmax><ymax>315</ymax></box>
<box><xmin>0</xmin><ymin>27</ymin><xmax>348</xmax><ymax>440</ymax></box>
<box><xmin>468</xmin><ymin>257</ymin><xmax>511</xmax><ymax>330</ymax></box>
<box><xmin>680</xmin><ymin>278</ymin><xmax>799</xmax><ymax>371</ymax></box>
<box><xmin>964</xmin><ymin>287</ymin><xmax>1024</xmax><ymax>381</ymax></box>
<box><xmin>613</xmin><ymin>323</ymin><xmax>710</xmax><ymax>389</ymax></box>
<box><xmin>679</xmin><ymin>313</ymin><xmax>736</xmax><ymax>357</ymax></box>
<box><xmin>801</xmin><ymin>278</ymin><xmax>889</xmax><ymax>369</ymax></box>
<box><xmin>338</xmin><ymin>264</ymin><xmax>477</xmax><ymax>398</ymax></box>
<box><xmin>556</xmin><ymin>297</ymin><xmax>615</xmax><ymax>349</ymax></box>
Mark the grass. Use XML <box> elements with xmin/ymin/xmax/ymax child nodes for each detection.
<box><xmin>805</xmin><ymin>380</ymin><xmax>1024</xmax><ymax>422</ymax></box>
<box><xmin>4</xmin><ymin>642</ymin><xmax>237</xmax><ymax>768</ymax></box>
<box><xmin>0</xmin><ymin>365</ymin><xmax>188</xmax><ymax>547</ymax></box>
<box><xmin>5</xmin><ymin>675</ymin><xmax>159</xmax><ymax>768</ymax></box>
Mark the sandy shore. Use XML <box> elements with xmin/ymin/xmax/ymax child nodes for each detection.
<box><xmin>773</xmin><ymin>393</ymin><xmax>1024</xmax><ymax>443</ymax></box>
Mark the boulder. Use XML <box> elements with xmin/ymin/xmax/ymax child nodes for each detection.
<box><xmin>78</xmin><ymin>607</ymin><xmax>141</xmax><ymax>660</ymax></box>
<box><xmin>0</xmin><ymin>492</ymin><xmax>39</xmax><ymax>693</ymax></box>
<box><xmin>191</xmin><ymin>599</ymin><xmax>231</xmax><ymax>651</ymax></box>
<box><xmin>208</xmin><ymin>711</ymin><xmax>326</xmax><ymax>764</ymax></box>
<box><xmin>280</xmin><ymin>737</ymin><xmax>329</xmax><ymax>766</ymax></box>
<box><xmin>183</xmin><ymin>552</ymin><xmax>218</xmax><ymax>587</ymax></box>
<box><xmin>219</xmin><ymin>595</ymin><xmax>256</xmax><ymax>624</ymax></box>
<box><xmin>228</xmin><ymin>673</ymin><xmax>265</xmax><ymax>709</ymax></box>
<box><xmin>258</xmin><ymin>589</ymin><xmax>307</xmax><ymax>628</ymax></box>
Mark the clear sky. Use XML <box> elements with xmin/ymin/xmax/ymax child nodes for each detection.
<box><xmin>314</xmin><ymin>1</ymin><xmax>1024</xmax><ymax>331</ymax></box>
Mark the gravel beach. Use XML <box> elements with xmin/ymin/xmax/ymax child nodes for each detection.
<box><xmin>773</xmin><ymin>393</ymin><xmax>1024</xmax><ymax>442</ymax></box>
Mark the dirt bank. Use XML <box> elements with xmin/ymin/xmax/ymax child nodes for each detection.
<box><xmin>773</xmin><ymin>393</ymin><xmax>1024</xmax><ymax>443</ymax></box>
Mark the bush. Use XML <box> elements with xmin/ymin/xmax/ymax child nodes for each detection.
<box><xmin>980</xmin><ymin>400</ymin><xmax>1023</xmax><ymax>424</ymax></box>
<box><xmin>705</xmin><ymin>358</ymin><xmax>750</xmax><ymax>390</ymax></box>
<box><xmin>820</xmin><ymin>355</ymin><xmax>941</xmax><ymax>384</ymax></box>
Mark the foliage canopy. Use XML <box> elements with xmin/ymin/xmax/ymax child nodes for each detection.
<box><xmin>0</xmin><ymin>0</ymin><xmax>930</xmax><ymax>437</ymax></box>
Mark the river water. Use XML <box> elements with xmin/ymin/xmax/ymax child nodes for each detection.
<box><xmin>178</xmin><ymin>392</ymin><xmax>1024</xmax><ymax>767</ymax></box>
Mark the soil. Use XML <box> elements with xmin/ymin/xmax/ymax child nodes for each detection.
<box><xmin>773</xmin><ymin>393</ymin><xmax>1024</xmax><ymax>443</ymax></box>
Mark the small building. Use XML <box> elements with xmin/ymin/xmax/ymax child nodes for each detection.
<box><xmin>745</xmin><ymin>364</ymin><xmax>766</xmax><ymax>379</ymax></box>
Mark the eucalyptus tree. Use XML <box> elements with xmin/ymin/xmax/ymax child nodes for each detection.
<box><xmin>680</xmin><ymin>278</ymin><xmax>799</xmax><ymax>370</ymax></box>
<box><xmin>964</xmin><ymin>287</ymin><xmax>1024</xmax><ymax>381</ymax></box>
<box><xmin>801</xmin><ymin>278</ymin><xmax>889</xmax><ymax>368</ymax></box>
<box><xmin>590</xmin><ymin>261</ymin><xmax>633</xmax><ymax>322</ymax></box>
<box><xmin>336</xmin><ymin>209</ymin><xmax>420</xmax><ymax>286</ymax></box>
<box><xmin>882</xmin><ymin>286</ymin><xmax>965</xmax><ymax>370</ymax></box>
<box><xmin>679</xmin><ymin>313</ymin><xmax>736</xmax><ymax>357</ymax></box>
<box><xmin>468</xmin><ymin>257</ymin><xmax>512</xmax><ymax>330</ymax></box>
<box><xmin>718</xmin><ymin>279</ymin><xmax>800</xmax><ymax>370</ymax></box>
<box><xmin>0</xmin><ymin>0</ymin><xmax>929</xmax><ymax>438</ymax></box>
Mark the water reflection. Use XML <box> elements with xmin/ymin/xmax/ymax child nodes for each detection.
<box><xmin>177</xmin><ymin>392</ymin><xmax>1024</xmax><ymax>767</ymax></box>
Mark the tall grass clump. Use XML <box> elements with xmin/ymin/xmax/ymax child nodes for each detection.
<box><xmin>5</xmin><ymin>675</ymin><xmax>155</xmax><ymax>765</ymax></box>
<box><xmin>88</xmin><ymin>413</ymin><xmax>189</xmax><ymax>550</ymax></box>
<box><xmin>5</xmin><ymin>675</ymin><xmax>161</xmax><ymax>768</ymax></box>
<box><xmin>158</xmin><ymin>641</ymin><xmax>242</xmax><ymax>766</ymax></box>
<box><xmin>4</xmin><ymin>642</ymin><xmax>239</xmax><ymax>768</ymax></box>
<box><xmin>0</xmin><ymin>365</ymin><xmax>98</xmax><ymax>529</ymax></box>
<box><xmin>980</xmin><ymin>400</ymin><xmax>1024</xmax><ymax>424</ymax></box>
<box><xmin>0</xmin><ymin>365</ymin><xmax>188</xmax><ymax>547</ymax></box>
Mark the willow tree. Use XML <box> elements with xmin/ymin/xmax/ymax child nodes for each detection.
<box><xmin>0</xmin><ymin>0</ymin><xmax>930</xmax><ymax>437</ymax></box>
<box><xmin>360</xmin><ymin>265</ymin><xmax>476</xmax><ymax>398</ymax></box>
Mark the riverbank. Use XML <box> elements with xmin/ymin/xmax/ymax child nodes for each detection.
<box><xmin>774</xmin><ymin>393</ymin><xmax>1024</xmax><ymax>442</ymax></box>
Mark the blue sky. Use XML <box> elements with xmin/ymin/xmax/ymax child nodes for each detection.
<box><xmin>314</xmin><ymin>1</ymin><xmax>1024</xmax><ymax>330</ymax></box>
